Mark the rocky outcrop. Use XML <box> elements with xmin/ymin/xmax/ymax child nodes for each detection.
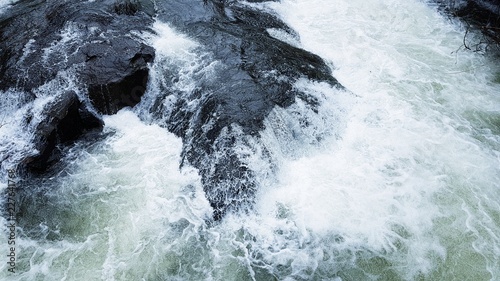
<box><xmin>1</xmin><ymin>0</ymin><xmax>343</xmax><ymax>220</ymax></box>
<box><xmin>0</xmin><ymin>0</ymin><xmax>155</xmax><ymax>113</ymax></box>
<box><xmin>0</xmin><ymin>0</ymin><xmax>156</xmax><ymax>172</ymax></box>
<box><xmin>151</xmin><ymin>0</ymin><xmax>343</xmax><ymax>219</ymax></box>
<box><xmin>82</xmin><ymin>38</ymin><xmax>155</xmax><ymax>115</ymax></box>
<box><xmin>25</xmin><ymin>91</ymin><xmax>103</xmax><ymax>172</ymax></box>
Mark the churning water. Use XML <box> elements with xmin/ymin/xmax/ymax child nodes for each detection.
<box><xmin>1</xmin><ymin>0</ymin><xmax>500</xmax><ymax>280</ymax></box>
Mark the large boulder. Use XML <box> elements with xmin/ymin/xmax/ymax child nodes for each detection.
<box><xmin>151</xmin><ymin>0</ymin><xmax>343</xmax><ymax>219</ymax></box>
<box><xmin>435</xmin><ymin>0</ymin><xmax>500</xmax><ymax>48</ymax></box>
<box><xmin>24</xmin><ymin>91</ymin><xmax>104</xmax><ymax>172</ymax></box>
<box><xmin>0</xmin><ymin>0</ymin><xmax>156</xmax><ymax>113</ymax></box>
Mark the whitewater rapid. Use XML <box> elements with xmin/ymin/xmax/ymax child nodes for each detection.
<box><xmin>1</xmin><ymin>0</ymin><xmax>500</xmax><ymax>280</ymax></box>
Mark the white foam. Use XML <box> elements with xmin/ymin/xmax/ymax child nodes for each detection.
<box><xmin>0</xmin><ymin>91</ymin><xmax>53</xmax><ymax>175</ymax></box>
<box><xmin>0</xmin><ymin>110</ymin><xmax>212</xmax><ymax>280</ymax></box>
<box><xmin>137</xmin><ymin>20</ymin><xmax>219</xmax><ymax>124</ymax></box>
<box><xmin>0</xmin><ymin>0</ymin><xmax>15</xmax><ymax>14</ymax></box>
<box><xmin>145</xmin><ymin>21</ymin><xmax>199</xmax><ymax>58</ymax></box>
<box><xmin>2</xmin><ymin>1</ymin><xmax>500</xmax><ymax>280</ymax></box>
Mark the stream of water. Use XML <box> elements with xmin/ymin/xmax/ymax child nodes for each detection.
<box><xmin>1</xmin><ymin>0</ymin><xmax>500</xmax><ymax>280</ymax></box>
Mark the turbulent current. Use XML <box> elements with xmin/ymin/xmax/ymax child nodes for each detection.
<box><xmin>1</xmin><ymin>0</ymin><xmax>500</xmax><ymax>280</ymax></box>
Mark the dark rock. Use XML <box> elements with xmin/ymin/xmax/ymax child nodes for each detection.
<box><xmin>113</xmin><ymin>1</ymin><xmax>140</xmax><ymax>16</ymax></box>
<box><xmin>0</xmin><ymin>0</ymin><xmax>155</xmax><ymax>171</ymax></box>
<box><xmin>25</xmin><ymin>91</ymin><xmax>103</xmax><ymax>172</ymax></box>
<box><xmin>81</xmin><ymin>38</ymin><xmax>155</xmax><ymax>114</ymax></box>
<box><xmin>0</xmin><ymin>0</ymin><xmax>156</xmax><ymax>112</ymax></box>
<box><xmin>151</xmin><ymin>0</ymin><xmax>343</xmax><ymax>219</ymax></box>
<box><xmin>434</xmin><ymin>0</ymin><xmax>500</xmax><ymax>49</ymax></box>
<box><xmin>2</xmin><ymin>0</ymin><xmax>344</xmax><ymax>220</ymax></box>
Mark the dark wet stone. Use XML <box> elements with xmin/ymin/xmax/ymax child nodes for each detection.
<box><xmin>25</xmin><ymin>91</ymin><xmax>103</xmax><ymax>172</ymax></box>
<box><xmin>434</xmin><ymin>0</ymin><xmax>500</xmax><ymax>48</ymax></box>
<box><xmin>81</xmin><ymin>39</ymin><xmax>155</xmax><ymax>114</ymax></box>
<box><xmin>151</xmin><ymin>0</ymin><xmax>343</xmax><ymax>219</ymax></box>
<box><xmin>0</xmin><ymin>0</ymin><xmax>155</xmax><ymax>111</ymax></box>
<box><xmin>459</xmin><ymin>0</ymin><xmax>500</xmax><ymax>46</ymax></box>
<box><xmin>0</xmin><ymin>0</ymin><xmax>155</xmax><ymax>170</ymax></box>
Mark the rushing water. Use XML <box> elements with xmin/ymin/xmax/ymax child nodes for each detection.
<box><xmin>1</xmin><ymin>0</ymin><xmax>500</xmax><ymax>280</ymax></box>
<box><xmin>0</xmin><ymin>0</ymin><xmax>16</xmax><ymax>14</ymax></box>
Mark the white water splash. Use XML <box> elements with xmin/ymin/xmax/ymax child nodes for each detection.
<box><xmin>2</xmin><ymin>1</ymin><xmax>500</xmax><ymax>280</ymax></box>
<box><xmin>0</xmin><ymin>0</ymin><xmax>16</xmax><ymax>14</ymax></box>
<box><xmin>0</xmin><ymin>110</ymin><xmax>212</xmax><ymax>280</ymax></box>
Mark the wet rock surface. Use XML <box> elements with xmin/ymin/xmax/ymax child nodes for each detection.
<box><xmin>1</xmin><ymin>0</ymin><xmax>343</xmax><ymax>220</ymax></box>
<box><xmin>435</xmin><ymin>0</ymin><xmax>500</xmax><ymax>49</ymax></box>
<box><xmin>0</xmin><ymin>0</ymin><xmax>155</xmax><ymax>112</ymax></box>
<box><xmin>25</xmin><ymin>91</ymin><xmax>103</xmax><ymax>173</ymax></box>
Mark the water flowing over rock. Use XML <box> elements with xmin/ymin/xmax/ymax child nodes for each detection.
<box><xmin>0</xmin><ymin>0</ymin><xmax>155</xmax><ymax>172</ymax></box>
<box><xmin>25</xmin><ymin>91</ymin><xmax>103</xmax><ymax>172</ymax></box>
<box><xmin>3</xmin><ymin>0</ymin><xmax>500</xmax><ymax>279</ymax></box>
<box><xmin>0</xmin><ymin>0</ymin><xmax>155</xmax><ymax>112</ymax></box>
<box><xmin>1</xmin><ymin>0</ymin><xmax>343</xmax><ymax>220</ymax></box>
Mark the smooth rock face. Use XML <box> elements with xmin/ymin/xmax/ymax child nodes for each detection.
<box><xmin>82</xmin><ymin>39</ymin><xmax>154</xmax><ymax>115</ymax></box>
